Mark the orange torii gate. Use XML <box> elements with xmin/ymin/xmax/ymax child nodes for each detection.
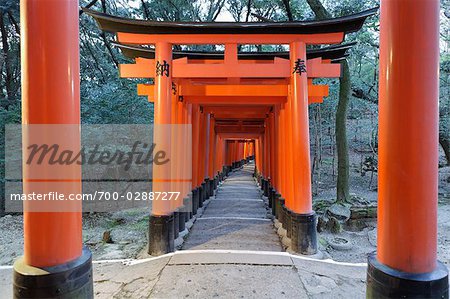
<box><xmin>13</xmin><ymin>1</ymin><xmax>448</xmax><ymax>298</ymax></box>
<box><xmin>104</xmin><ymin>41</ymin><xmax>351</xmax><ymax>255</ymax></box>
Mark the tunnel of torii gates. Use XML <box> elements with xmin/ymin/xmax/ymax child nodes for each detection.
<box><xmin>13</xmin><ymin>0</ymin><xmax>448</xmax><ymax>298</ymax></box>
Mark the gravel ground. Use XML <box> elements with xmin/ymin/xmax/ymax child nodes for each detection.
<box><xmin>318</xmin><ymin>203</ymin><xmax>450</xmax><ymax>268</ymax></box>
<box><xmin>0</xmin><ymin>208</ymin><xmax>149</xmax><ymax>265</ymax></box>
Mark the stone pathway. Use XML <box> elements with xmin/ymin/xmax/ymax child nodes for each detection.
<box><xmin>0</xmin><ymin>250</ymin><xmax>368</xmax><ymax>298</ymax></box>
<box><xmin>0</xmin><ymin>162</ymin><xmax>369</xmax><ymax>298</ymax></box>
<box><xmin>182</xmin><ymin>163</ymin><xmax>282</xmax><ymax>252</ymax></box>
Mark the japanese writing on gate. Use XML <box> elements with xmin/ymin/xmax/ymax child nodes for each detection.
<box><xmin>156</xmin><ymin>60</ymin><xmax>170</xmax><ymax>77</ymax></box>
<box><xmin>293</xmin><ymin>59</ymin><xmax>307</xmax><ymax>76</ymax></box>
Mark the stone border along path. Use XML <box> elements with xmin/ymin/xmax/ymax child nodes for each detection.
<box><xmin>0</xmin><ymin>250</ymin><xmax>368</xmax><ymax>298</ymax></box>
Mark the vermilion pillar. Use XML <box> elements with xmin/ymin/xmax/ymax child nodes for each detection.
<box><xmin>197</xmin><ymin>111</ymin><xmax>208</xmax><ymax>201</ymax></box>
<box><xmin>269</xmin><ymin>112</ymin><xmax>276</xmax><ymax>189</ymax></box>
<box><xmin>204</xmin><ymin>114</ymin><xmax>211</xmax><ymax>179</ymax></box>
<box><xmin>288</xmin><ymin>41</ymin><xmax>317</xmax><ymax>255</ymax></box>
<box><xmin>152</xmin><ymin>42</ymin><xmax>172</xmax><ymax>215</ymax></box>
<box><xmin>191</xmin><ymin>105</ymin><xmax>201</xmax><ymax>215</ymax></box>
<box><xmin>14</xmin><ymin>0</ymin><xmax>93</xmax><ymax>297</ymax></box>
<box><xmin>243</xmin><ymin>141</ymin><xmax>248</xmax><ymax>159</ymax></box>
<box><xmin>192</xmin><ymin>105</ymin><xmax>200</xmax><ymax>189</ymax></box>
<box><xmin>238</xmin><ymin>141</ymin><xmax>244</xmax><ymax>164</ymax></box>
<box><xmin>149</xmin><ymin>42</ymin><xmax>174</xmax><ymax>255</ymax></box>
<box><xmin>184</xmin><ymin>103</ymin><xmax>193</xmax><ymax>219</ymax></box>
<box><xmin>264</xmin><ymin>120</ymin><xmax>270</xmax><ymax>178</ymax></box>
<box><xmin>214</xmin><ymin>134</ymin><xmax>222</xmax><ymax>178</ymax></box>
<box><xmin>207</xmin><ymin>115</ymin><xmax>216</xmax><ymax>195</ymax></box>
<box><xmin>254</xmin><ymin>139</ymin><xmax>260</xmax><ymax>173</ymax></box>
<box><xmin>278</xmin><ymin>105</ymin><xmax>286</xmax><ymax>199</ymax></box>
<box><xmin>366</xmin><ymin>0</ymin><xmax>448</xmax><ymax>297</ymax></box>
<box><xmin>262</xmin><ymin>118</ymin><xmax>271</xmax><ymax>197</ymax></box>
<box><xmin>170</xmin><ymin>85</ymin><xmax>179</xmax><ymax>212</ymax></box>
<box><xmin>290</xmin><ymin>42</ymin><xmax>313</xmax><ymax>214</ymax></box>
<box><xmin>225</xmin><ymin>140</ymin><xmax>230</xmax><ymax>166</ymax></box>
<box><xmin>274</xmin><ymin>105</ymin><xmax>281</xmax><ymax>193</ymax></box>
<box><xmin>283</xmin><ymin>100</ymin><xmax>294</xmax><ymax>209</ymax></box>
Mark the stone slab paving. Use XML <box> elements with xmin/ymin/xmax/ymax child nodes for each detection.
<box><xmin>149</xmin><ymin>264</ymin><xmax>308</xmax><ymax>298</ymax></box>
<box><xmin>182</xmin><ymin>163</ymin><xmax>282</xmax><ymax>252</ymax></box>
<box><xmin>0</xmin><ymin>251</ymin><xmax>367</xmax><ymax>298</ymax></box>
<box><xmin>181</xmin><ymin>218</ymin><xmax>281</xmax><ymax>251</ymax></box>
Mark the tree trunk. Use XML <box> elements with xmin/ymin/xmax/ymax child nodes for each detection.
<box><xmin>0</xmin><ymin>13</ymin><xmax>15</xmax><ymax>109</ymax></box>
<box><xmin>306</xmin><ymin>0</ymin><xmax>332</xmax><ymax>19</ymax></box>
<box><xmin>336</xmin><ymin>60</ymin><xmax>351</xmax><ymax>203</ymax></box>
<box><xmin>439</xmin><ymin>132</ymin><xmax>450</xmax><ymax>166</ymax></box>
<box><xmin>100</xmin><ymin>0</ymin><xmax>119</xmax><ymax>67</ymax></box>
<box><xmin>79</xmin><ymin>0</ymin><xmax>100</xmax><ymax>16</ymax></box>
<box><xmin>141</xmin><ymin>0</ymin><xmax>151</xmax><ymax>19</ymax></box>
<box><xmin>245</xmin><ymin>0</ymin><xmax>252</xmax><ymax>22</ymax></box>
<box><xmin>281</xmin><ymin>0</ymin><xmax>294</xmax><ymax>21</ymax></box>
<box><xmin>305</xmin><ymin>0</ymin><xmax>351</xmax><ymax>204</ymax></box>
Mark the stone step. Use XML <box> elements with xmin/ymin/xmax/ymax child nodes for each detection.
<box><xmin>182</xmin><ymin>162</ymin><xmax>282</xmax><ymax>252</ymax></box>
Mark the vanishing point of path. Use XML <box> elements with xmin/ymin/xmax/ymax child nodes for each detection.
<box><xmin>182</xmin><ymin>162</ymin><xmax>282</xmax><ymax>252</ymax></box>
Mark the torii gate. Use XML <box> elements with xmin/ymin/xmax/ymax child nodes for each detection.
<box><xmin>83</xmin><ymin>8</ymin><xmax>371</xmax><ymax>256</ymax></box>
<box><xmin>114</xmin><ymin>43</ymin><xmax>351</xmax><ymax>241</ymax></box>
<box><xmin>13</xmin><ymin>1</ymin><xmax>448</xmax><ymax>298</ymax></box>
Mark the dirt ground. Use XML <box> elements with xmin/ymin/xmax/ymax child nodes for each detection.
<box><xmin>0</xmin><ymin>167</ymin><xmax>449</xmax><ymax>267</ymax></box>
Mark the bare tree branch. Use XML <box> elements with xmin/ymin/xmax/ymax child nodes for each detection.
<box><xmin>245</xmin><ymin>0</ymin><xmax>252</xmax><ymax>22</ymax></box>
<box><xmin>79</xmin><ymin>0</ymin><xmax>100</xmax><ymax>16</ymax></box>
<box><xmin>7</xmin><ymin>11</ymin><xmax>19</xmax><ymax>36</ymax></box>
<box><xmin>251</xmin><ymin>13</ymin><xmax>273</xmax><ymax>22</ymax></box>
<box><xmin>212</xmin><ymin>0</ymin><xmax>226</xmax><ymax>21</ymax></box>
<box><xmin>281</xmin><ymin>0</ymin><xmax>294</xmax><ymax>21</ymax></box>
<box><xmin>141</xmin><ymin>0</ymin><xmax>151</xmax><ymax>20</ymax></box>
<box><xmin>99</xmin><ymin>0</ymin><xmax>118</xmax><ymax>67</ymax></box>
<box><xmin>306</xmin><ymin>0</ymin><xmax>332</xmax><ymax>20</ymax></box>
<box><xmin>0</xmin><ymin>12</ymin><xmax>16</xmax><ymax>109</ymax></box>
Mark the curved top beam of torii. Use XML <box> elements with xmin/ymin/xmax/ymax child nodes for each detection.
<box><xmin>83</xmin><ymin>7</ymin><xmax>377</xmax><ymax>36</ymax></box>
<box><xmin>112</xmin><ymin>42</ymin><xmax>356</xmax><ymax>63</ymax></box>
<box><xmin>83</xmin><ymin>7</ymin><xmax>377</xmax><ymax>45</ymax></box>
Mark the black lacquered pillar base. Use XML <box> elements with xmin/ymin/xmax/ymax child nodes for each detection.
<box><xmin>148</xmin><ymin>214</ymin><xmax>174</xmax><ymax>256</ymax></box>
<box><xmin>285</xmin><ymin>208</ymin><xmax>292</xmax><ymax>239</ymax></box>
<box><xmin>260</xmin><ymin>178</ymin><xmax>265</xmax><ymax>192</ymax></box>
<box><xmin>198</xmin><ymin>185</ymin><xmax>204</xmax><ymax>208</ymax></box>
<box><xmin>178</xmin><ymin>207</ymin><xmax>186</xmax><ymax>232</ymax></box>
<box><xmin>202</xmin><ymin>180</ymin><xmax>209</xmax><ymax>203</ymax></box>
<box><xmin>272</xmin><ymin>192</ymin><xmax>280</xmax><ymax>216</ymax></box>
<box><xmin>214</xmin><ymin>175</ymin><xmax>219</xmax><ymax>189</ymax></box>
<box><xmin>13</xmin><ymin>247</ymin><xmax>93</xmax><ymax>298</ymax></box>
<box><xmin>268</xmin><ymin>187</ymin><xmax>274</xmax><ymax>209</ymax></box>
<box><xmin>208</xmin><ymin>178</ymin><xmax>214</xmax><ymax>196</ymax></box>
<box><xmin>263</xmin><ymin>179</ymin><xmax>270</xmax><ymax>197</ymax></box>
<box><xmin>291</xmin><ymin>212</ymin><xmax>318</xmax><ymax>255</ymax></box>
<box><xmin>367</xmin><ymin>253</ymin><xmax>449</xmax><ymax>299</ymax></box>
<box><xmin>192</xmin><ymin>188</ymin><xmax>199</xmax><ymax>215</ymax></box>
<box><xmin>173</xmin><ymin>211</ymin><xmax>179</xmax><ymax>239</ymax></box>
<box><xmin>276</xmin><ymin>197</ymin><xmax>285</xmax><ymax>224</ymax></box>
<box><xmin>221</xmin><ymin>166</ymin><xmax>226</xmax><ymax>178</ymax></box>
<box><xmin>183</xmin><ymin>196</ymin><xmax>193</xmax><ymax>220</ymax></box>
